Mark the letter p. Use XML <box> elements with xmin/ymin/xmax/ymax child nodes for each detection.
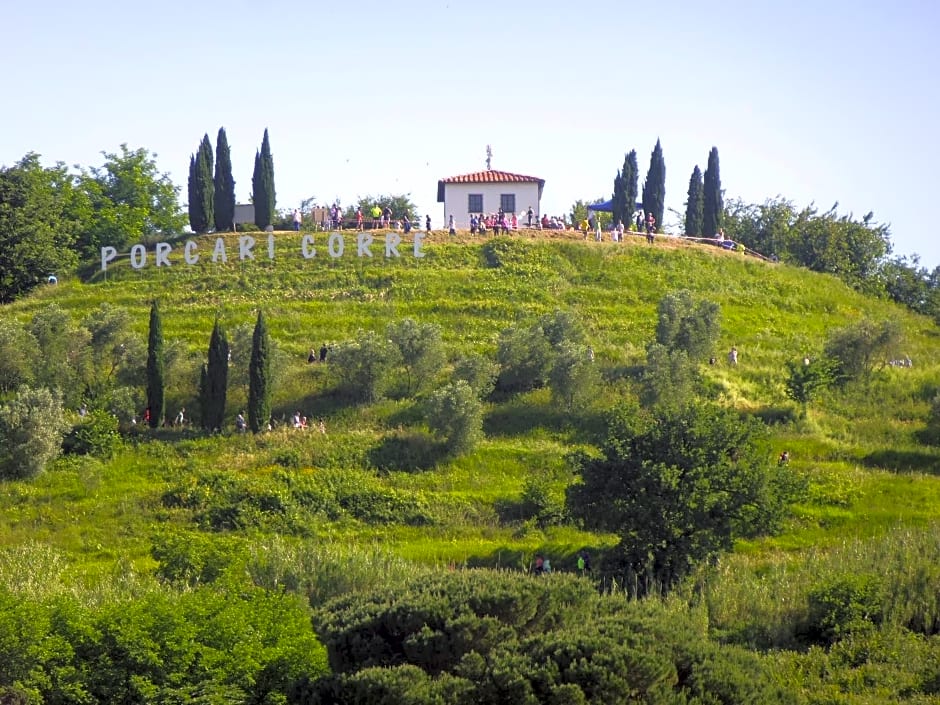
<box><xmin>101</xmin><ymin>246</ymin><xmax>117</xmax><ymax>272</ymax></box>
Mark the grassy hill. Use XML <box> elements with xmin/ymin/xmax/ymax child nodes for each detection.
<box><xmin>3</xmin><ymin>229</ymin><xmax>940</xmax><ymax>702</ymax></box>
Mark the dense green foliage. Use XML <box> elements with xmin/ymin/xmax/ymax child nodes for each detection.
<box><xmin>77</xmin><ymin>144</ymin><xmax>186</xmax><ymax>255</ymax></box>
<box><xmin>295</xmin><ymin>570</ymin><xmax>795</xmax><ymax>705</ymax></box>
<box><xmin>824</xmin><ymin>318</ymin><xmax>902</xmax><ymax>384</ymax></box>
<box><xmin>702</xmin><ymin>146</ymin><xmax>722</xmax><ymax>237</ymax></box>
<box><xmin>213</xmin><ymin>126</ymin><xmax>236</xmax><ymax>232</ymax></box>
<box><xmin>0</xmin><ymin>386</ymin><xmax>68</xmax><ymax>479</ymax></box>
<box><xmin>642</xmin><ymin>138</ymin><xmax>666</xmax><ymax>232</ymax></box>
<box><xmin>0</xmin><ymin>578</ymin><xmax>328</xmax><ymax>704</ymax></box>
<box><xmin>684</xmin><ymin>165</ymin><xmax>704</xmax><ymax>236</ymax></box>
<box><xmin>722</xmin><ymin>197</ymin><xmax>891</xmax><ymax>292</ymax></box>
<box><xmin>387</xmin><ymin>317</ymin><xmax>445</xmax><ymax>396</ymax></box>
<box><xmin>0</xmin><ymin>155</ymin><xmax>80</xmax><ymax>302</ymax></box>
<box><xmin>568</xmin><ymin>402</ymin><xmax>802</xmax><ymax>592</ymax></box>
<box><xmin>655</xmin><ymin>289</ymin><xmax>721</xmax><ymax>361</ymax></box>
<box><xmin>426</xmin><ymin>380</ymin><xmax>483</xmax><ymax>454</ymax></box>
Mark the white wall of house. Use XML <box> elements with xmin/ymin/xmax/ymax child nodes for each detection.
<box><xmin>442</xmin><ymin>182</ymin><xmax>541</xmax><ymax>228</ymax></box>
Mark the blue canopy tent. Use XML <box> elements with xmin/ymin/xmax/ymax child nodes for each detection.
<box><xmin>586</xmin><ymin>199</ymin><xmax>614</xmax><ymax>212</ymax></box>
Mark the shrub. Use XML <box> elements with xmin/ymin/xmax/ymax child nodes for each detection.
<box><xmin>549</xmin><ymin>342</ymin><xmax>600</xmax><ymax>412</ymax></box>
<box><xmin>426</xmin><ymin>381</ymin><xmax>483</xmax><ymax>455</ymax></box>
<box><xmin>655</xmin><ymin>289</ymin><xmax>721</xmax><ymax>361</ymax></box>
<box><xmin>452</xmin><ymin>353</ymin><xmax>498</xmax><ymax>399</ymax></box>
<box><xmin>538</xmin><ymin>309</ymin><xmax>585</xmax><ymax>347</ymax></box>
<box><xmin>824</xmin><ymin>318</ymin><xmax>902</xmax><ymax>385</ymax></box>
<box><xmin>387</xmin><ymin>318</ymin><xmax>446</xmax><ymax>396</ymax></box>
<box><xmin>806</xmin><ymin>574</ymin><xmax>885</xmax><ymax>644</ymax></box>
<box><xmin>496</xmin><ymin>324</ymin><xmax>553</xmax><ymax>393</ymax></box>
<box><xmin>568</xmin><ymin>401</ymin><xmax>803</xmax><ymax>593</ymax></box>
<box><xmin>63</xmin><ymin>409</ymin><xmax>121</xmax><ymax>458</ymax></box>
<box><xmin>0</xmin><ymin>318</ymin><xmax>38</xmax><ymax>392</ymax></box>
<box><xmin>519</xmin><ymin>476</ymin><xmax>567</xmax><ymax>528</ymax></box>
<box><xmin>330</xmin><ymin>331</ymin><xmax>401</xmax><ymax>402</ymax></box>
<box><xmin>0</xmin><ymin>386</ymin><xmax>69</xmax><ymax>480</ymax></box>
<box><xmin>640</xmin><ymin>342</ymin><xmax>695</xmax><ymax>409</ymax></box>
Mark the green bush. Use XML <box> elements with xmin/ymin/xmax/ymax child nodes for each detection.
<box><xmin>63</xmin><ymin>409</ymin><xmax>121</xmax><ymax>458</ymax></box>
<box><xmin>426</xmin><ymin>381</ymin><xmax>483</xmax><ymax>455</ymax></box>
<box><xmin>496</xmin><ymin>324</ymin><xmax>554</xmax><ymax>393</ymax></box>
<box><xmin>330</xmin><ymin>330</ymin><xmax>401</xmax><ymax>402</ymax></box>
<box><xmin>519</xmin><ymin>476</ymin><xmax>567</xmax><ymax>528</ymax></box>
<box><xmin>0</xmin><ymin>386</ymin><xmax>69</xmax><ymax>479</ymax></box>
<box><xmin>807</xmin><ymin>574</ymin><xmax>885</xmax><ymax>644</ymax></box>
<box><xmin>387</xmin><ymin>317</ymin><xmax>446</xmax><ymax>396</ymax></box>
<box><xmin>452</xmin><ymin>353</ymin><xmax>498</xmax><ymax>399</ymax></box>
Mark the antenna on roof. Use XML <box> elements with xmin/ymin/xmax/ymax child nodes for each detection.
<box><xmin>486</xmin><ymin>144</ymin><xmax>492</xmax><ymax>171</ymax></box>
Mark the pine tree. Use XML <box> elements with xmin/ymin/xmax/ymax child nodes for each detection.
<box><xmin>642</xmin><ymin>139</ymin><xmax>666</xmax><ymax>233</ymax></box>
<box><xmin>213</xmin><ymin>127</ymin><xmax>236</xmax><ymax>232</ymax></box>
<box><xmin>252</xmin><ymin>129</ymin><xmax>276</xmax><ymax>229</ymax></box>
<box><xmin>684</xmin><ymin>166</ymin><xmax>704</xmax><ymax>236</ymax></box>
<box><xmin>624</xmin><ymin>150</ymin><xmax>639</xmax><ymax>229</ymax></box>
<box><xmin>201</xmin><ymin>317</ymin><xmax>229</xmax><ymax>431</ymax></box>
<box><xmin>702</xmin><ymin>146</ymin><xmax>723</xmax><ymax>237</ymax></box>
<box><xmin>146</xmin><ymin>300</ymin><xmax>165</xmax><ymax>429</ymax></box>
<box><xmin>248</xmin><ymin>310</ymin><xmax>271</xmax><ymax>433</ymax></box>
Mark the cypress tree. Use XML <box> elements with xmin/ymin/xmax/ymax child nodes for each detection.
<box><xmin>248</xmin><ymin>310</ymin><xmax>271</xmax><ymax>433</ymax></box>
<box><xmin>685</xmin><ymin>166</ymin><xmax>704</xmax><ymax>236</ymax></box>
<box><xmin>201</xmin><ymin>317</ymin><xmax>229</xmax><ymax>431</ymax></box>
<box><xmin>702</xmin><ymin>146</ymin><xmax>723</xmax><ymax>237</ymax></box>
<box><xmin>624</xmin><ymin>150</ymin><xmax>638</xmax><ymax>229</ymax></box>
<box><xmin>146</xmin><ymin>299</ymin><xmax>165</xmax><ymax>429</ymax></box>
<box><xmin>611</xmin><ymin>169</ymin><xmax>625</xmax><ymax>227</ymax></box>
<box><xmin>213</xmin><ymin>127</ymin><xmax>235</xmax><ymax>232</ymax></box>
<box><xmin>187</xmin><ymin>135</ymin><xmax>214</xmax><ymax>233</ymax></box>
<box><xmin>252</xmin><ymin>128</ymin><xmax>276</xmax><ymax>229</ymax></box>
<box><xmin>642</xmin><ymin>139</ymin><xmax>666</xmax><ymax>233</ymax></box>
<box><xmin>187</xmin><ymin>154</ymin><xmax>198</xmax><ymax>233</ymax></box>
<box><xmin>251</xmin><ymin>149</ymin><xmax>265</xmax><ymax>229</ymax></box>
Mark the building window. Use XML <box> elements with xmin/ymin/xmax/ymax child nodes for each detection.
<box><xmin>468</xmin><ymin>194</ymin><xmax>483</xmax><ymax>213</ymax></box>
<box><xmin>500</xmin><ymin>194</ymin><xmax>516</xmax><ymax>214</ymax></box>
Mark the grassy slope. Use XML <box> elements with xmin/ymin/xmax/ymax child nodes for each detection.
<box><xmin>2</xmin><ymin>229</ymin><xmax>939</xmax><ymax>585</ymax></box>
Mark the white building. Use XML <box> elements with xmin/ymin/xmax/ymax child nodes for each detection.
<box><xmin>437</xmin><ymin>170</ymin><xmax>545</xmax><ymax>228</ymax></box>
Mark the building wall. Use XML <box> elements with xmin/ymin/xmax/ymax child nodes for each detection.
<box><xmin>442</xmin><ymin>183</ymin><xmax>541</xmax><ymax>228</ymax></box>
<box><xmin>233</xmin><ymin>203</ymin><xmax>254</xmax><ymax>225</ymax></box>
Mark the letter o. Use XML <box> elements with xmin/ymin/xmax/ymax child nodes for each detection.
<box><xmin>328</xmin><ymin>232</ymin><xmax>345</xmax><ymax>258</ymax></box>
<box><xmin>130</xmin><ymin>244</ymin><xmax>147</xmax><ymax>269</ymax></box>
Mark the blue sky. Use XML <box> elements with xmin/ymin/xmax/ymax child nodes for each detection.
<box><xmin>4</xmin><ymin>0</ymin><xmax>939</xmax><ymax>265</ymax></box>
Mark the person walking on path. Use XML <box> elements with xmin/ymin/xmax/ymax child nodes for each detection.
<box><xmin>645</xmin><ymin>212</ymin><xmax>656</xmax><ymax>244</ymax></box>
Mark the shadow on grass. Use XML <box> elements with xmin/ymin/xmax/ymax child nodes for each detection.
<box><xmin>748</xmin><ymin>405</ymin><xmax>800</xmax><ymax>426</ymax></box>
<box><xmin>861</xmin><ymin>448</ymin><xmax>940</xmax><ymax>474</ymax></box>
<box><xmin>368</xmin><ymin>432</ymin><xmax>447</xmax><ymax>473</ymax></box>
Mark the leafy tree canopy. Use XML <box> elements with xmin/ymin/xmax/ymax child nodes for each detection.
<box><xmin>0</xmin><ymin>154</ymin><xmax>81</xmax><ymax>302</ymax></box>
<box><xmin>77</xmin><ymin>144</ymin><xmax>186</xmax><ymax>255</ymax></box>
<box><xmin>568</xmin><ymin>401</ymin><xmax>802</xmax><ymax>592</ymax></box>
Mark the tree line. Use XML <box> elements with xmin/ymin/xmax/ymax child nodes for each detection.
<box><xmin>187</xmin><ymin>126</ymin><xmax>275</xmax><ymax>233</ymax></box>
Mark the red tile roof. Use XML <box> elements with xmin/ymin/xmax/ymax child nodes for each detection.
<box><xmin>437</xmin><ymin>170</ymin><xmax>545</xmax><ymax>202</ymax></box>
<box><xmin>439</xmin><ymin>170</ymin><xmax>544</xmax><ymax>185</ymax></box>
